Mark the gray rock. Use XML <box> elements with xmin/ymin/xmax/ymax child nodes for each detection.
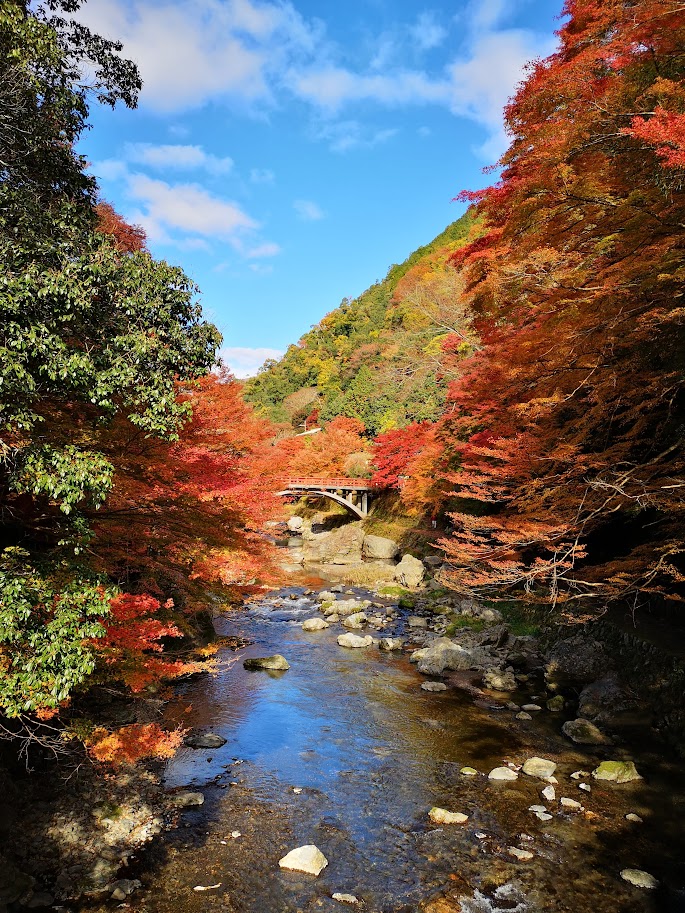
<box><xmin>362</xmin><ymin>534</ymin><xmax>399</xmax><ymax>560</ymax></box>
<box><xmin>546</xmin><ymin>694</ymin><xmax>565</xmax><ymax>712</ymax></box>
<box><xmin>578</xmin><ymin>674</ymin><xmax>631</xmax><ymax>723</ymax></box>
<box><xmin>407</xmin><ymin>615</ymin><xmax>428</xmax><ymax>628</ymax></box>
<box><xmin>337</xmin><ymin>633</ymin><xmax>373</xmax><ymax>648</ymax></box>
<box><xmin>26</xmin><ymin>892</ymin><xmax>55</xmax><ymax>909</ymax></box>
<box><xmin>317</xmin><ymin>591</ymin><xmax>338</xmax><ymax>602</ymax></box>
<box><xmin>545</xmin><ymin>635</ymin><xmax>613</xmax><ymax>689</ymax></box>
<box><xmin>516</xmin><ymin>712</ymin><xmax>532</xmax><ymax>720</ymax></box>
<box><xmin>378</xmin><ymin>637</ymin><xmax>404</xmax><ymax>652</ymax></box>
<box><xmin>303</xmin><ymin>617</ymin><xmax>330</xmax><ymax>632</ymax></box>
<box><xmin>244</xmin><ymin>654</ymin><xmax>290</xmax><ymax>671</ymax></box>
<box><xmin>303</xmin><ymin>523</ymin><xmax>365</xmax><ymax>565</ymax></box>
<box><xmin>521</xmin><ymin>704</ymin><xmax>542</xmax><ymax>712</ymax></box>
<box><xmin>342</xmin><ymin>612</ymin><xmax>368</xmax><ymax>629</ymax></box>
<box><xmin>169</xmin><ymin>791</ymin><xmax>205</xmax><ymax>808</ymax></box>
<box><xmin>332</xmin><ymin>893</ymin><xmax>360</xmax><ymax>905</ymax></box>
<box><xmin>394</xmin><ymin>554</ymin><xmax>425</xmax><ymax>588</ymax></box>
<box><xmin>483</xmin><ymin>668</ymin><xmax>517</xmax><ymax>691</ymax></box>
<box><xmin>326</xmin><ymin>598</ymin><xmax>368</xmax><ymax>617</ymax></box>
<box><xmin>522</xmin><ymin>757</ymin><xmax>557</xmax><ymax>779</ymax></box>
<box><xmin>185</xmin><ymin>732</ymin><xmax>227</xmax><ymax>749</ymax></box>
<box><xmin>278</xmin><ymin>845</ymin><xmax>328</xmax><ymax>876</ymax></box>
<box><xmin>508</xmin><ymin>847</ymin><xmax>534</xmax><ymax>861</ymax></box>
<box><xmin>562</xmin><ymin>718</ymin><xmax>610</xmax><ymax>745</ymax></box>
<box><xmin>421</xmin><ymin>681</ymin><xmax>448</xmax><ymax>692</ymax></box>
<box><xmin>416</xmin><ymin>637</ymin><xmax>474</xmax><ymax>675</ymax></box>
<box><xmin>626</xmin><ymin>812</ymin><xmax>643</xmax><ymax>823</ymax></box>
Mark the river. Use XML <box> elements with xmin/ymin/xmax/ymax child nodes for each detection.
<box><xmin>119</xmin><ymin>583</ymin><xmax>684</xmax><ymax>913</ymax></box>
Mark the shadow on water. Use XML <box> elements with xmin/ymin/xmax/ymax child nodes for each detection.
<box><xmin>80</xmin><ymin>586</ymin><xmax>685</xmax><ymax>913</ymax></box>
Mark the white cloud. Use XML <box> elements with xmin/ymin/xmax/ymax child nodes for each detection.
<box><xmin>288</xmin><ymin>67</ymin><xmax>449</xmax><ymax>112</ymax></box>
<box><xmin>249</xmin><ymin>168</ymin><xmax>276</xmax><ymax>184</ymax></box>
<box><xmin>313</xmin><ymin>120</ymin><xmax>399</xmax><ymax>153</ymax></box>
<box><xmin>219</xmin><ymin>346</ymin><xmax>284</xmax><ymax>378</ymax></box>
<box><xmin>76</xmin><ymin>0</ymin><xmax>320</xmax><ymax>113</ymax></box>
<box><xmin>246</xmin><ymin>242</ymin><xmax>281</xmax><ymax>258</ymax></box>
<box><xmin>293</xmin><ymin>199</ymin><xmax>325</xmax><ymax>221</ymax></box>
<box><xmin>125</xmin><ymin>143</ymin><xmax>234</xmax><ymax>174</ymax></box>
<box><xmin>126</xmin><ymin>174</ymin><xmax>257</xmax><ymax>242</ymax></box>
<box><xmin>411</xmin><ymin>12</ymin><xmax>447</xmax><ymax>51</ymax></box>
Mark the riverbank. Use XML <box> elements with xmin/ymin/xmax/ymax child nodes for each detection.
<box><xmin>2</xmin><ymin>567</ymin><xmax>683</xmax><ymax>913</ymax></box>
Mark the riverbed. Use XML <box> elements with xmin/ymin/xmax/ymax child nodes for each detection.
<box><xmin>118</xmin><ymin>584</ymin><xmax>684</xmax><ymax>913</ymax></box>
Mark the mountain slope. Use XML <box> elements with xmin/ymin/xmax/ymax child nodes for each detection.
<box><xmin>244</xmin><ymin>211</ymin><xmax>479</xmax><ymax>434</ymax></box>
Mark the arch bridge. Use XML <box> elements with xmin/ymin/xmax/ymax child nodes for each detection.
<box><xmin>278</xmin><ymin>477</ymin><xmax>374</xmax><ymax>519</ymax></box>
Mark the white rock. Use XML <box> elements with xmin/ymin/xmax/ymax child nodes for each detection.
<box><xmin>625</xmin><ymin>813</ymin><xmax>643</xmax><ymax>823</ymax></box>
<box><xmin>460</xmin><ymin>767</ymin><xmax>478</xmax><ymax>777</ymax></box>
<box><xmin>570</xmin><ymin>770</ymin><xmax>590</xmax><ymax>780</ymax></box>
<box><xmin>394</xmin><ymin>554</ymin><xmax>425</xmax><ymax>587</ymax></box>
<box><xmin>378</xmin><ymin>637</ymin><xmax>404</xmax><ymax>651</ymax></box>
<box><xmin>421</xmin><ymin>682</ymin><xmax>448</xmax><ymax>692</ymax></box>
<box><xmin>541</xmin><ymin>785</ymin><xmax>556</xmax><ymax>801</ymax></box>
<box><xmin>287</xmin><ymin>516</ymin><xmax>304</xmax><ymax>531</ymax></box>
<box><xmin>302</xmin><ymin>617</ymin><xmax>330</xmax><ymax>632</ymax></box>
<box><xmin>193</xmin><ymin>884</ymin><xmax>221</xmax><ymax>892</ymax></box>
<box><xmin>488</xmin><ymin>767</ymin><xmax>518</xmax><ymax>781</ymax></box>
<box><xmin>560</xmin><ymin>797</ymin><xmax>583</xmax><ymax>810</ymax></box>
<box><xmin>534</xmin><ymin>811</ymin><xmax>553</xmax><ymax>822</ymax></box>
<box><xmin>529</xmin><ymin>805</ymin><xmax>547</xmax><ymax>813</ymax></box>
<box><xmin>337</xmin><ymin>633</ymin><xmax>373</xmax><ymax>649</ymax></box>
<box><xmin>578</xmin><ymin>783</ymin><xmax>591</xmax><ymax>792</ymax></box>
<box><xmin>521</xmin><ymin>704</ymin><xmax>542</xmax><ymax>712</ymax></box>
<box><xmin>332</xmin><ymin>893</ymin><xmax>360</xmax><ymax>905</ymax></box>
<box><xmin>428</xmin><ymin>807</ymin><xmax>469</xmax><ymax>825</ymax></box>
<box><xmin>516</xmin><ymin>712</ymin><xmax>532</xmax><ymax>720</ymax></box>
<box><xmin>522</xmin><ymin>757</ymin><xmax>557</xmax><ymax>779</ymax></box>
<box><xmin>293</xmin><ymin>788</ymin><xmax>302</xmax><ymax>795</ymax></box>
<box><xmin>278</xmin><ymin>845</ymin><xmax>329</xmax><ymax>876</ymax></box>
<box><xmin>507</xmin><ymin>847</ymin><xmax>534</xmax><ymax>861</ymax></box>
<box><xmin>620</xmin><ymin>869</ymin><xmax>658</xmax><ymax>889</ymax></box>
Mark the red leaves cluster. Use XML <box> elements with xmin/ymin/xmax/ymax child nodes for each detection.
<box><xmin>95</xmin><ymin>202</ymin><xmax>147</xmax><ymax>252</ymax></box>
<box><xmin>412</xmin><ymin>0</ymin><xmax>685</xmax><ymax>609</ymax></box>
<box><xmin>281</xmin><ymin>416</ymin><xmax>371</xmax><ymax>478</ymax></box>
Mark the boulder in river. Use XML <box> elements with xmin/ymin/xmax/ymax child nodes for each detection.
<box><xmin>243</xmin><ymin>655</ymin><xmax>290</xmax><ymax>671</ymax></box>
<box><xmin>394</xmin><ymin>554</ymin><xmax>425</xmax><ymax>588</ymax></box>
<box><xmin>169</xmin><ymin>791</ymin><xmax>205</xmax><ymax>808</ymax></box>
<box><xmin>328</xmin><ymin>598</ymin><xmax>368</xmax><ymax>617</ymax></box>
<box><xmin>428</xmin><ymin>807</ymin><xmax>468</xmax><ymax>825</ymax></box>
<box><xmin>522</xmin><ymin>757</ymin><xmax>557</xmax><ymax>779</ymax></box>
<box><xmin>421</xmin><ymin>681</ymin><xmax>448</xmax><ymax>692</ymax></box>
<box><xmin>338</xmin><ymin>633</ymin><xmax>373</xmax><ymax>648</ymax></box>
<box><xmin>303</xmin><ymin>523</ymin><xmax>365</xmax><ymax>565</ymax></box>
<box><xmin>184</xmin><ymin>732</ymin><xmax>227</xmax><ymax>749</ymax></box>
<box><xmin>378</xmin><ymin>637</ymin><xmax>404</xmax><ymax>651</ymax></box>
<box><xmin>287</xmin><ymin>516</ymin><xmax>304</xmax><ymax>531</ymax></box>
<box><xmin>303</xmin><ymin>617</ymin><xmax>330</xmax><ymax>632</ymax></box>
<box><xmin>362</xmin><ymin>534</ymin><xmax>399</xmax><ymax>560</ymax></box>
<box><xmin>278</xmin><ymin>845</ymin><xmax>328</xmax><ymax>876</ymax></box>
<box><xmin>342</xmin><ymin>612</ymin><xmax>368</xmax><ymax>629</ymax></box>
<box><xmin>592</xmin><ymin>760</ymin><xmax>642</xmax><ymax>783</ymax></box>
<box><xmin>416</xmin><ymin>638</ymin><xmax>474</xmax><ymax>675</ymax></box>
<box><xmin>562</xmin><ymin>718</ymin><xmax>610</xmax><ymax>745</ymax></box>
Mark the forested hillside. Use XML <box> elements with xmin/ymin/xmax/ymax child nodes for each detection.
<box><xmin>244</xmin><ymin>212</ymin><xmax>479</xmax><ymax>434</ymax></box>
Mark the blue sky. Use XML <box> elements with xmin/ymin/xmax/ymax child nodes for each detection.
<box><xmin>77</xmin><ymin>0</ymin><xmax>563</xmax><ymax>377</ymax></box>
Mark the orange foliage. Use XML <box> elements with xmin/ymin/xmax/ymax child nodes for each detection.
<box><xmin>95</xmin><ymin>202</ymin><xmax>147</xmax><ymax>252</ymax></box>
<box><xmin>282</xmin><ymin>416</ymin><xmax>371</xmax><ymax>478</ymax></box>
<box><xmin>87</xmin><ymin>723</ymin><xmax>184</xmax><ymax>764</ymax></box>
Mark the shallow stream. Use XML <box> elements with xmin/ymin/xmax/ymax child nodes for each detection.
<box><xmin>124</xmin><ymin>585</ymin><xmax>684</xmax><ymax>913</ymax></box>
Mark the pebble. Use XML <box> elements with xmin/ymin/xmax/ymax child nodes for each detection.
<box><xmin>185</xmin><ymin>733</ymin><xmax>227</xmax><ymax>749</ymax></box>
<box><xmin>421</xmin><ymin>682</ymin><xmax>448</xmax><ymax>692</ymax></box>
<box><xmin>428</xmin><ymin>807</ymin><xmax>469</xmax><ymax>825</ymax></box>
<box><xmin>534</xmin><ymin>811</ymin><xmax>553</xmax><ymax>822</ymax></box>
<box><xmin>460</xmin><ymin>767</ymin><xmax>478</xmax><ymax>777</ymax></box>
<box><xmin>516</xmin><ymin>712</ymin><xmax>532</xmax><ymax>720</ymax></box>
<box><xmin>293</xmin><ymin>788</ymin><xmax>303</xmax><ymax>795</ymax></box>
<box><xmin>620</xmin><ymin>869</ymin><xmax>658</xmax><ymax>889</ymax></box>
<box><xmin>571</xmin><ymin>770</ymin><xmax>590</xmax><ymax>780</ymax></box>
<box><xmin>407</xmin><ymin>616</ymin><xmax>428</xmax><ymax>628</ymax></box>
<box><xmin>193</xmin><ymin>884</ymin><xmax>221</xmax><ymax>892</ymax></box>
<box><xmin>578</xmin><ymin>783</ymin><xmax>591</xmax><ymax>792</ymax></box>
<box><xmin>302</xmin><ymin>617</ymin><xmax>330</xmax><ymax>632</ymax></box>
<box><xmin>488</xmin><ymin>767</ymin><xmax>518</xmax><ymax>781</ymax></box>
<box><xmin>231</xmin><ymin>831</ymin><xmax>242</xmax><ymax>838</ymax></box>
<box><xmin>521</xmin><ymin>704</ymin><xmax>542</xmax><ymax>712</ymax></box>
<box><xmin>332</xmin><ymin>893</ymin><xmax>360</xmax><ymax>905</ymax></box>
<box><xmin>625</xmin><ymin>813</ymin><xmax>643</xmax><ymax>823</ymax></box>
<box><xmin>507</xmin><ymin>847</ymin><xmax>534</xmax><ymax>861</ymax></box>
<box><xmin>529</xmin><ymin>805</ymin><xmax>547</xmax><ymax>814</ymax></box>
<box><xmin>560</xmin><ymin>797</ymin><xmax>583</xmax><ymax>810</ymax></box>
<box><xmin>541</xmin><ymin>785</ymin><xmax>556</xmax><ymax>801</ymax></box>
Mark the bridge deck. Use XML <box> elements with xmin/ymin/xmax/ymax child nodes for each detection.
<box><xmin>284</xmin><ymin>477</ymin><xmax>373</xmax><ymax>492</ymax></box>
